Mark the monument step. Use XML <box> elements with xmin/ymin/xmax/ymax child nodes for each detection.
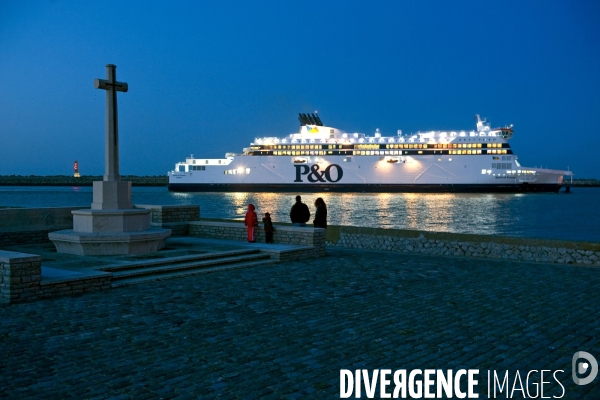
<box><xmin>100</xmin><ymin>249</ymin><xmax>261</xmax><ymax>272</ymax></box>
<box><xmin>108</xmin><ymin>253</ymin><xmax>272</xmax><ymax>280</ymax></box>
<box><xmin>110</xmin><ymin>258</ymin><xmax>278</xmax><ymax>288</ymax></box>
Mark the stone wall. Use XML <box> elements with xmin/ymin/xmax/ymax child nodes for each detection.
<box><xmin>0</xmin><ymin>205</ymin><xmax>200</xmax><ymax>246</ymax></box>
<box><xmin>325</xmin><ymin>226</ymin><xmax>600</xmax><ymax>266</ymax></box>
<box><xmin>38</xmin><ymin>275</ymin><xmax>111</xmax><ymax>300</ymax></box>
<box><xmin>0</xmin><ymin>207</ymin><xmax>86</xmax><ymax>247</ymax></box>
<box><xmin>189</xmin><ymin>220</ymin><xmax>326</xmax><ymax>258</ymax></box>
<box><xmin>0</xmin><ymin>250</ymin><xmax>111</xmax><ymax>304</ymax></box>
<box><xmin>0</xmin><ymin>251</ymin><xmax>41</xmax><ymax>303</ymax></box>
<box><xmin>136</xmin><ymin>205</ymin><xmax>200</xmax><ymax>236</ymax></box>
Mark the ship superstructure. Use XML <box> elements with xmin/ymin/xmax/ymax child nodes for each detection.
<box><xmin>168</xmin><ymin>114</ymin><xmax>572</xmax><ymax>192</ymax></box>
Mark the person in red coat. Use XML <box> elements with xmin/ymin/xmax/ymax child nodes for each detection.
<box><xmin>244</xmin><ymin>203</ymin><xmax>259</xmax><ymax>242</ymax></box>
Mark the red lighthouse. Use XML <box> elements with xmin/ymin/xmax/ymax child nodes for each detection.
<box><xmin>74</xmin><ymin>161</ymin><xmax>80</xmax><ymax>178</ymax></box>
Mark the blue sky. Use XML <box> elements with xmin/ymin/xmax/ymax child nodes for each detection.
<box><xmin>1</xmin><ymin>0</ymin><xmax>599</xmax><ymax>177</ymax></box>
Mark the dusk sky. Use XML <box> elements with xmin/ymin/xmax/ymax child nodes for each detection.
<box><xmin>1</xmin><ymin>1</ymin><xmax>599</xmax><ymax>178</ymax></box>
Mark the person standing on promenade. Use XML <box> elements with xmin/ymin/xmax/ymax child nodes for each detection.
<box><xmin>244</xmin><ymin>204</ymin><xmax>258</xmax><ymax>242</ymax></box>
<box><xmin>262</xmin><ymin>212</ymin><xmax>274</xmax><ymax>243</ymax></box>
<box><xmin>313</xmin><ymin>197</ymin><xmax>327</xmax><ymax>229</ymax></box>
<box><xmin>289</xmin><ymin>195</ymin><xmax>310</xmax><ymax>227</ymax></box>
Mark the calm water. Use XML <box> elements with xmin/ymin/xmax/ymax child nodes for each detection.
<box><xmin>1</xmin><ymin>186</ymin><xmax>599</xmax><ymax>242</ymax></box>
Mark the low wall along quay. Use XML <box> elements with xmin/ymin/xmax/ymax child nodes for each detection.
<box><xmin>325</xmin><ymin>226</ymin><xmax>600</xmax><ymax>266</ymax></box>
<box><xmin>1</xmin><ymin>205</ymin><xmax>598</xmax><ymax>303</ymax></box>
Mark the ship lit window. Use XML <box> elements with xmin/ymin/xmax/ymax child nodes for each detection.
<box><xmin>418</xmin><ymin>151</ymin><xmax>423</xmax><ymax>154</ymax></box>
<box><xmin>482</xmin><ymin>169</ymin><xmax>486</xmax><ymax>174</ymax></box>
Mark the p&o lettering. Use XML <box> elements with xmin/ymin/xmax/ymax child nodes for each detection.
<box><xmin>294</xmin><ymin>164</ymin><xmax>343</xmax><ymax>183</ymax></box>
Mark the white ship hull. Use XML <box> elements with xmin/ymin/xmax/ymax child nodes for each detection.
<box><xmin>168</xmin><ymin>114</ymin><xmax>571</xmax><ymax>193</ymax></box>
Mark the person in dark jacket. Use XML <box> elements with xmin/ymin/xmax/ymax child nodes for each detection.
<box><xmin>244</xmin><ymin>204</ymin><xmax>258</xmax><ymax>242</ymax></box>
<box><xmin>262</xmin><ymin>212</ymin><xmax>274</xmax><ymax>243</ymax></box>
<box><xmin>313</xmin><ymin>197</ymin><xmax>327</xmax><ymax>229</ymax></box>
<box><xmin>289</xmin><ymin>195</ymin><xmax>310</xmax><ymax>227</ymax></box>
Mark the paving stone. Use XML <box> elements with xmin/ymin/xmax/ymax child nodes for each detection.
<box><xmin>0</xmin><ymin>247</ymin><xmax>599</xmax><ymax>398</ymax></box>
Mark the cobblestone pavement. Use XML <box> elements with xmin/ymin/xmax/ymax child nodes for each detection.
<box><xmin>1</xmin><ymin>248</ymin><xmax>599</xmax><ymax>399</ymax></box>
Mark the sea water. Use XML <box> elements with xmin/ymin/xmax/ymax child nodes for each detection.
<box><xmin>1</xmin><ymin>186</ymin><xmax>599</xmax><ymax>242</ymax></box>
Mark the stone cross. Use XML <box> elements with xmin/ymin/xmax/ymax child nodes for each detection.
<box><xmin>94</xmin><ymin>64</ymin><xmax>128</xmax><ymax>182</ymax></box>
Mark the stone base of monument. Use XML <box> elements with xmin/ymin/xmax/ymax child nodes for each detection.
<box><xmin>73</xmin><ymin>209</ymin><xmax>152</xmax><ymax>232</ymax></box>
<box><xmin>49</xmin><ymin>208</ymin><xmax>172</xmax><ymax>256</ymax></box>
<box><xmin>49</xmin><ymin>228</ymin><xmax>171</xmax><ymax>256</ymax></box>
<box><xmin>91</xmin><ymin>181</ymin><xmax>134</xmax><ymax>210</ymax></box>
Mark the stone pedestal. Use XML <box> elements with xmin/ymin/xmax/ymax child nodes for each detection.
<box><xmin>49</xmin><ymin>228</ymin><xmax>171</xmax><ymax>256</ymax></box>
<box><xmin>73</xmin><ymin>209</ymin><xmax>151</xmax><ymax>233</ymax></box>
<box><xmin>49</xmin><ymin>208</ymin><xmax>171</xmax><ymax>256</ymax></box>
<box><xmin>49</xmin><ymin>181</ymin><xmax>171</xmax><ymax>256</ymax></box>
<box><xmin>91</xmin><ymin>181</ymin><xmax>133</xmax><ymax>210</ymax></box>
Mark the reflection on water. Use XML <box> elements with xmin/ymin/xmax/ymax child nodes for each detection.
<box><xmin>1</xmin><ymin>186</ymin><xmax>599</xmax><ymax>242</ymax></box>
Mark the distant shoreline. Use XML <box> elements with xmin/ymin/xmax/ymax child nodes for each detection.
<box><xmin>0</xmin><ymin>175</ymin><xmax>598</xmax><ymax>187</ymax></box>
<box><xmin>0</xmin><ymin>175</ymin><xmax>168</xmax><ymax>186</ymax></box>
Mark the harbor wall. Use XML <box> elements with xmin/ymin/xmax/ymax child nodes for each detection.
<box><xmin>0</xmin><ymin>207</ymin><xmax>87</xmax><ymax>247</ymax></box>
<box><xmin>136</xmin><ymin>204</ymin><xmax>200</xmax><ymax>235</ymax></box>
<box><xmin>325</xmin><ymin>226</ymin><xmax>600</xmax><ymax>266</ymax></box>
<box><xmin>188</xmin><ymin>221</ymin><xmax>326</xmax><ymax>259</ymax></box>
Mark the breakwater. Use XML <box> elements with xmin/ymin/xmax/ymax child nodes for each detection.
<box><xmin>1</xmin><ymin>176</ymin><xmax>599</xmax><ymax>187</ymax></box>
<box><xmin>0</xmin><ymin>175</ymin><xmax>168</xmax><ymax>186</ymax></box>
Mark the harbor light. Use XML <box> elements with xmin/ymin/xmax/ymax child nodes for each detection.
<box><xmin>73</xmin><ymin>161</ymin><xmax>80</xmax><ymax>178</ymax></box>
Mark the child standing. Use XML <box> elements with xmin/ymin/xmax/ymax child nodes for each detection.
<box><xmin>262</xmin><ymin>212</ymin><xmax>274</xmax><ymax>243</ymax></box>
<box><xmin>244</xmin><ymin>204</ymin><xmax>258</xmax><ymax>242</ymax></box>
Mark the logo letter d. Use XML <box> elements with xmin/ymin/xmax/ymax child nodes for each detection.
<box><xmin>572</xmin><ymin>351</ymin><xmax>598</xmax><ymax>385</ymax></box>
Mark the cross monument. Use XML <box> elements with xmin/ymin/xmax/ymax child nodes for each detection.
<box><xmin>94</xmin><ymin>64</ymin><xmax>128</xmax><ymax>182</ymax></box>
<box><xmin>48</xmin><ymin>63</ymin><xmax>172</xmax><ymax>255</ymax></box>
<box><xmin>91</xmin><ymin>64</ymin><xmax>133</xmax><ymax>209</ymax></box>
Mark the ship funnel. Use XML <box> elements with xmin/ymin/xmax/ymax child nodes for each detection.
<box><xmin>298</xmin><ymin>113</ymin><xmax>324</xmax><ymax>126</ymax></box>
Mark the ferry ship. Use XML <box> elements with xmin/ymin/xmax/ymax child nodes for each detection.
<box><xmin>168</xmin><ymin>114</ymin><xmax>572</xmax><ymax>193</ymax></box>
